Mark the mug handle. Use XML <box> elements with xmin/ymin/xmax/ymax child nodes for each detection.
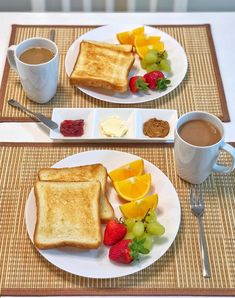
<box><xmin>7</xmin><ymin>45</ymin><xmax>17</xmax><ymax>72</ymax></box>
<box><xmin>212</xmin><ymin>142</ymin><xmax>235</xmax><ymax>173</ymax></box>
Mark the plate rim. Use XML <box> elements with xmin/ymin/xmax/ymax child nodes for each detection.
<box><xmin>25</xmin><ymin>149</ymin><xmax>181</xmax><ymax>278</ymax></box>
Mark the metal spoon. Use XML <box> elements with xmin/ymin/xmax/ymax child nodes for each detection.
<box><xmin>8</xmin><ymin>99</ymin><xmax>58</xmax><ymax>130</ymax></box>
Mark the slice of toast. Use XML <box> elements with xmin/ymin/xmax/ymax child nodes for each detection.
<box><xmin>38</xmin><ymin>163</ymin><xmax>114</xmax><ymax>223</ymax></box>
<box><xmin>70</xmin><ymin>40</ymin><xmax>135</xmax><ymax>93</ymax></box>
<box><xmin>84</xmin><ymin>40</ymin><xmax>133</xmax><ymax>52</ymax></box>
<box><xmin>34</xmin><ymin>181</ymin><xmax>102</xmax><ymax>249</ymax></box>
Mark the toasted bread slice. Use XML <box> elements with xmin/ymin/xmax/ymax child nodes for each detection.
<box><xmin>70</xmin><ymin>40</ymin><xmax>135</xmax><ymax>93</ymax></box>
<box><xmin>85</xmin><ymin>40</ymin><xmax>133</xmax><ymax>52</ymax></box>
<box><xmin>34</xmin><ymin>181</ymin><xmax>102</xmax><ymax>249</ymax></box>
<box><xmin>38</xmin><ymin>164</ymin><xmax>114</xmax><ymax>223</ymax></box>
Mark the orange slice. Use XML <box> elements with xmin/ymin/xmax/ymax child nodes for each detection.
<box><xmin>117</xmin><ymin>26</ymin><xmax>144</xmax><ymax>45</ymax></box>
<box><xmin>108</xmin><ymin>159</ymin><xmax>144</xmax><ymax>182</ymax></box>
<box><xmin>135</xmin><ymin>42</ymin><xmax>164</xmax><ymax>59</ymax></box>
<box><xmin>134</xmin><ymin>35</ymin><xmax>161</xmax><ymax>46</ymax></box>
<box><xmin>130</xmin><ymin>27</ymin><xmax>145</xmax><ymax>44</ymax></box>
<box><xmin>119</xmin><ymin>194</ymin><xmax>158</xmax><ymax>219</ymax></box>
<box><xmin>134</xmin><ymin>35</ymin><xmax>164</xmax><ymax>58</ymax></box>
<box><xmin>136</xmin><ymin>43</ymin><xmax>164</xmax><ymax>59</ymax></box>
<box><xmin>114</xmin><ymin>173</ymin><xmax>151</xmax><ymax>201</ymax></box>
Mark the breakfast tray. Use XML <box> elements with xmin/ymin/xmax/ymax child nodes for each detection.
<box><xmin>0</xmin><ymin>24</ymin><xmax>230</xmax><ymax>122</ymax></box>
<box><xmin>0</xmin><ymin>143</ymin><xmax>234</xmax><ymax>296</ymax></box>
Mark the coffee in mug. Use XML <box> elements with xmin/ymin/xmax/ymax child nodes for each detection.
<box><xmin>178</xmin><ymin>119</ymin><xmax>221</xmax><ymax>146</ymax></box>
<box><xmin>174</xmin><ymin>111</ymin><xmax>235</xmax><ymax>184</ymax></box>
<box><xmin>19</xmin><ymin>47</ymin><xmax>54</xmax><ymax>65</ymax></box>
<box><xmin>7</xmin><ymin>37</ymin><xmax>59</xmax><ymax>104</ymax></box>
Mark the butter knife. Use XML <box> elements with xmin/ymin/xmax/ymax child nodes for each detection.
<box><xmin>8</xmin><ymin>99</ymin><xmax>58</xmax><ymax>130</ymax></box>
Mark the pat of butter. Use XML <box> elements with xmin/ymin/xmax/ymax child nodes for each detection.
<box><xmin>100</xmin><ymin>116</ymin><xmax>128</xmax><ymax>137</ymax></box>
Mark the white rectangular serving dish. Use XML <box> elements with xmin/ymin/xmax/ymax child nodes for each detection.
<box><xmin>50</xmin><ymin>108</ymin><xmax>178</xmax><ymax>142</ymax></box>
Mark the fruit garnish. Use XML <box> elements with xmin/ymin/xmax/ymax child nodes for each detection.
<box><xmin>144</xmin><ymin>71</ymin><xmax>170</xmax><ymax>90</ymax></box>
<box><xmin>146</xmin><ymin>221</ymin><xmax>165</xmax><ymax>236</ymax></box>
<box><xmin>108</xmin><ymin>159</ymin><xmax>144</xmax><ymax>182</ymax></box>
<box><xmin>109</xmin><ymin>238</ymin><xmax>149</xmax><ymax>264</ymax></box>
<box><xmin>116</xmin><ymin>26</ymin><xmax>144</xmax><ymax>45</ymax></box>
<box><xmin>103</xmin><ymin>219</ymin><xmax>127</xmax><ymax>246</ymax></box>
<box><xmin>119</xmin><ymin>194</ymin><xmax>158</xmax><ymax>219</ymax></box>
<box><xmin>156</xmin><ymin>78</ymin><xmax>171</xmax><ymax>91</ymax></box>
<box><xmin>143</xmin><ymin>70</ymin><xmax>164</xmax><ymax>89</ymax></box>
<box><xmin>141</xmin><ymin>49</ymin><xmax>171</xmax><ymax>73</ymax></box>
<box><xmin>159</xmin><ymin>59</ymin><xmax>171</xmax><ymax>72</ymax></box>
<box><xmin>129</xmin><ymin>76</ymin><xmax>148</xmax><ymax>93</ymax></box>
<box><xmin>113</xmin><ymin>173</ymin><xmax>151</xmax><ymax>201</ymax></box>
<box><xmin>123</xmin><ymin>210</ymin><xmax>165</xmax><ymax>252</ymax></box>
<box><xmin>134</xmin><ymin>35</ymin><xmax>161</xmax><ymax>46</ymax></box>
<box><xmin>134</xmin><ymin>35</ymin><xmax>164</xmax><ymax>59</ymax></box>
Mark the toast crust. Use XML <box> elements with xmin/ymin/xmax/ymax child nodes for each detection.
<box><xmin>85</xmin><ymin>40</ymin><xmax>133</xmax><ymax>52</ymax></box>
<box><xmin>38</xmin><ymin>163</ymin><xmax>114</xmax><ymax>223</ymax></box>
<box><xmin>70</xmin><ymin>76</ymin><xmax>128</xmax><ymax>93</ymax></box>
<box><xmin>34</xmin><ymin>181</ymin><xmax>102</xmax><ymax>250</ymax></box>
<box><xmin>70</xmin><ymin>40</ymin><xmax>135</xmax><ymax>93</ymax></box>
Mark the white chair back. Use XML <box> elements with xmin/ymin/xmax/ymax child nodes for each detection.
<box><xmin>31</xmin><ymin>0</ymin><xmax>188</xmax><ymax>12</ymax></box>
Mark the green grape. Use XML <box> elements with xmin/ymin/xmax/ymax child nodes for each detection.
<box><xmin>146</xmin><ymin>63</ymin><xmax>160</xmax><ymax>73</ymax></box>
<box><xmin>158</xmin><ymin>50</ymin><xmax>168</xmax><ymax>60</ymax></box>
<box><xmin>162</xmin><ymin>51</ymin><xmax>168</xmax><ymax>59</ymax></box>
<box><xmin>144</xmin><ymin>221</ymin><xmax>148</xmax><ymax>228</ymax></box>
<box><xmin>125</xmin><ymin>231</ymin><xmax>135</xmax><ymax>240</ymax></box>
<box><xmin>138</xmin><ymin>233</ymin><xmax>153</xmax><ymax>250</ymax></box>
<box><xmin>149</xmin><ymin>210</ymin><xmax>157</xmax><ymax>221</ymax></box>
<box><xmin>147</xmin><ymin>222</ymin><xmax>165</xmax><ymax>236</ymax></box>
<box><xmin>147</xmin><ymin>49</ymin><xmax>159</xmax><ymax>56</ymax></box>
<box><xmin>140</xmin><ymin>58</ymin><xmax>148</xmax><ymax>70</ymax></box>
<box><xmin>124</xmin><ymin>218</ymin><xmax>136</xmax><ymax>231</ymax></box>
<box><xmin>143</xmin><ymin>233</ymin><xmax>153</xmax><ymax>251</ymax></box>
<box><xmin>132</xmin><ymin>221</ymin><xmax>145</xmax><ymax>237</ymax></box>
<box><xmin>159</xmin><ymin>59</ymin><xmax>171</xmax><ymax>72</ymax></box>
<box><xmin>155</xmin><ymin>55</ymin><xmax>162</xmax><ymax>63</ymax></box>
<box><xmin>145</xmin><ymin>210</ymin><xmax>157</xmax><ymax>223</ymax></box>
<box><xmin>144</xmin><ymin>52</ymin><xmax>157</xmax><ymax>64</ymax></box>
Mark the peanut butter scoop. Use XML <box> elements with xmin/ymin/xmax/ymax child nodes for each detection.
<box><xmin>143</xmin><ymin>118</ymin><xmax>170</xmax><ymax>138</ymax></box>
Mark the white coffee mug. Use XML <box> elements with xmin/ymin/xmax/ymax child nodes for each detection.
<box><xmin>7</xmin><ymin>37</ymin><xmax>59</xmax><ymax>104</ymax></box>
<box><xmin>174</xmin><ymin>111</ymin><xmax>235</xmax><ymax>184</ymax></box>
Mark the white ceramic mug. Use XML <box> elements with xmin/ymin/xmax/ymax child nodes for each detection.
<box><xmin>7</xmin><ymin>37</ymin><xmax>59</xmax><ymax>104</ymax></box>
<box><xmin>174</xmin><ymin>111</ymin><xmax>235</xmax><ymax>184</ymax></box>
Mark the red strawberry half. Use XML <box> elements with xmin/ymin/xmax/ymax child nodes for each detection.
<box><xmin>109</xmin><ymin>238</ymin><xmax>149</xmax><ymax>264</ymax></box>
<box><xmin>129</xmin><ymin>76</ymin><xmax>149</xmax><ymax>93</ymax></box>
<box><xmin>144</xmin><ymin>71</ymin><xmax>170</xmax><ymax>90</ymax></box>
<box><xmin>103</xmin><ymin>219</ymin><xmax>127</xmax><ymax>246</ymax></box>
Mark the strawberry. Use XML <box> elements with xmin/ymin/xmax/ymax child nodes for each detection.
<box><xmin>144</xmin><ymin>71</ymin><xmax>170</xmax><ymax>90</ymax></box>
<box><xmin>109</xmin><ymin>238</ymin><xmax>149</xmax><ymax>264</ymax></box>
<box><xmin>129</xmin><ymin>76</ymin><xmax>149</xmax><ymax>93</ymax></box>
<box><xmin>103</xmin><ymin>219</ymin><xmax>127</xmax><ymax>246</ymax></box>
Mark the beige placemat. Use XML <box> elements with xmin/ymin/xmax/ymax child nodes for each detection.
<box><xmin>0</xmin><ymin>143</ymin><xmax>234</xmax><ymax>296</ymax></box>
<box><xmin>0</xmin><ymin>24</ymin><xmax>229</xmax><ymax>122</ymax></box>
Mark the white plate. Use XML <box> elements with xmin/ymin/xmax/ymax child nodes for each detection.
<box><xmin>65</xmin><ymin>24</ymin><xmax>188</xmax><ymax>104</ymax></box>
<box><xmin>50</xmin><ymin>108</ymin><xmax>177</xmax><ymax>142</ymax></box>
<box><xmin>25</xmin><ymin>150</ymin><xmax>181</xmax><ymax>279</ymax></box>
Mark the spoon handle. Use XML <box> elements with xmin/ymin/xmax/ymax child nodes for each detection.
<box><xmin>8</xmin><ymin>99</ymin><xmax>36</xmax><ymax>116</ymax></box>
<box><xmin>49</xmin><ymin>29</ymin><xmax>55</xmax><ymax>42</ymax></box>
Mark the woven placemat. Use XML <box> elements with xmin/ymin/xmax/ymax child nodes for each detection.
<box><xmin>0</xmin><ymin>143</ymin><xmax>234</xmax><ymax>296</ymax></box>
<box><xmin>0</xmin><ymin>24</ymin><xmax>229</xmax><ymax>122</ymax></box>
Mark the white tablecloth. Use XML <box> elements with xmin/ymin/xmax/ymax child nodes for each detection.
<box><xmin>0</xmin><ymin>11</ymin><xmax>234</xmax><ymax>298</ymax></box>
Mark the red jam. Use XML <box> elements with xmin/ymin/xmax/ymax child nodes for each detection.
<box><xmin>60</xmin><ymin>119</ymin><xmax>85</xmax><ymax>137</ymax></box>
